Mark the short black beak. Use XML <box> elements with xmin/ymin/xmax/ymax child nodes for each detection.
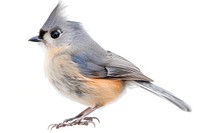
<box><xmin>28</xmin><ymin>36</ymin><xmax>42</xmax><ymax>42</ymax></box>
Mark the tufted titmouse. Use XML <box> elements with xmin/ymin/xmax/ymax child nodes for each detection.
<box><xmin>29</xmin><ymin>3</ymin><xmax>191</xmax><ymax>129</ymax></box>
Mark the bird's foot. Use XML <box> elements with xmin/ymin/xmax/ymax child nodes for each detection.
<box><xmin>48</xmin><ymin>117</ymin><xmax>100</xmax><ymax>130</ymax></box>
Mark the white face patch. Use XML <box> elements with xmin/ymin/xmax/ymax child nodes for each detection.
<box><xmin>43</xmin><ymin>32</ymin><xmax>56</xmax><ymax>47</ymax></box>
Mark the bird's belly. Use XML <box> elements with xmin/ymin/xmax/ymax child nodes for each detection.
<box><xmin>44</xmin><ymin>49</ymin><xmax>91</xmax><ymax>106</ymax></box>
<box><xmin>45</xmin><ymin>62</ymin><xmax>125</xmax><ymax>107</ymax></box>
<box><xmin>44</xmin><ymin>48</ymin><xmax>124</xmax><ymax>107</ymax></box>
<box><xmin>45</xmin><ymin>63</ymin><xmax>93</xmax><ymax>106</ymax></box>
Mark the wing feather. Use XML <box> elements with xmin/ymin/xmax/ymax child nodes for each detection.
<box><xmin>72</xmin><ymin>51</ymin><xmax>153</xmax><ymax>81</ymax></box>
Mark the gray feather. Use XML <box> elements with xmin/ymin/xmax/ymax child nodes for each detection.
<box><xmin>40</xmin><ymin>3</ymin><xmax>153</xmax><ymax>82</ymax></box>
<box><xmin>135</xmin><ymin>81</ymin><xmax>191</xmax><ymax>112</ymax></box>
<box><xmin>32</xmin><ymin>2</ymin><xmax>191</xmax><ymax>112</ymax></box>
<box><xmin>105</xmin><ymin>51</ymin><xmax>153</xmax><ymax>81</ymax></box>
<box><xmin>42</xmin><ymin>2</ymin><xmax>67</xmax><ymax>31</ymax></box>
<box><xmin>72</xmin><ymin>48</ymin><xmax>153</xmax><ymax>81</ymax></box>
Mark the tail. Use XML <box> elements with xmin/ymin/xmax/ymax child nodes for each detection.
<box><xmin>135</xmin><ymin>81</ymin><xmax>191</xmax><ymax>112</ymax></box>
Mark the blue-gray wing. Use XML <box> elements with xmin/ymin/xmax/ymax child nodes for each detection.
<box><xmin>72</xmin><ymin>51</ymin><xmax>153</xmax><ymax>81</ymax></box>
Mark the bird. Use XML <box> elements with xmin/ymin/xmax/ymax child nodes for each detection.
<box><xmin>29</xmin><ymin>2</ymin><xmax>191</xmax><ymax>130</ymax></box>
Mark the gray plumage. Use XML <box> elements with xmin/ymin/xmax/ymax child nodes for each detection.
<box><xmin>33</xmin><ymin>3</ymin><xmax>191</xmax><ymax>112</ymax></box>
<box><xmin>135</xmin><ymin>81</ymin><xmax>191</xmax><ymax>112</ymax></box>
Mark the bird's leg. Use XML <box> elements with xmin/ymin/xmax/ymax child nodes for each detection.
<box><xmin>48</xmin><ymin>106</ymin><xmax>100</xmax><ymax>130</ymax></box>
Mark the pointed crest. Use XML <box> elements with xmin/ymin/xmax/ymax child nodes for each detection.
<box><xmin>42</xmin><ymin>2</ymin><xmax>67</xmax><ymax>31</ymax></box>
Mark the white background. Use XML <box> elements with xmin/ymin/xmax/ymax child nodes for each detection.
<box><xmin>0</xmin><ymin>0</ymin><xmax>199</xmax><ymax>132</ymax></box>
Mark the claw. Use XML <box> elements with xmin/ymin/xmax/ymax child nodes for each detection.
<box><xmin>48</xmin><ymin>116</ymin><xmax>100</xmax><ymax>130</ymax></box>
<box><xmin>86</xmin><ymin>120</ymin><xmax>96</xmax><ymax>127</ymax></box>
<box><xmin>48</xmin><ymin>122</ymin><xmax>67</xmax><ymax>130</ymax></box>
<box><xmin>48</xmin><ymin>124</ymin><xmax>57</xmax><ymax>131</ymax></box>
<box><xmin>84</xmin><ymin>117</ymin><xmax>100</xmax><ymax>124</ymax></box>
<box><xmin>83</xmin><ymin>117</ymin><xmax>100</xmax><ymax>127</ymax></box>
<box><xmin>48</xmin><ymin>107</ymin><xmax>100</xmax><ymax>130</ymax></box>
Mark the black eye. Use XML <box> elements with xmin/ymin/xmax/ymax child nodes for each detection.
<box><xmin>50</xmin><ymin>30</ymin><xmax>62</xmax><ymax>39</ymax></box>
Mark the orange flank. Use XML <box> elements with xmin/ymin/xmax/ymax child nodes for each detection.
<box><xmin>84</xmin><ymin>79</ymin><xmax>124</xmax><ymax>107</ymax></box>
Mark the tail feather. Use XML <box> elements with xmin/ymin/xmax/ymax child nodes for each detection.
<box><xmin>135</xmin><ymin>81</ymin><xmax>191</xmax><ymax>112</ymax></box>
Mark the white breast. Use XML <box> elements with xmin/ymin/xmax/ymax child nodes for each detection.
<box><xmin>44</xmin><ymin>48</ymin><xmax>91</xmax><ymax>106</ymax></box>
